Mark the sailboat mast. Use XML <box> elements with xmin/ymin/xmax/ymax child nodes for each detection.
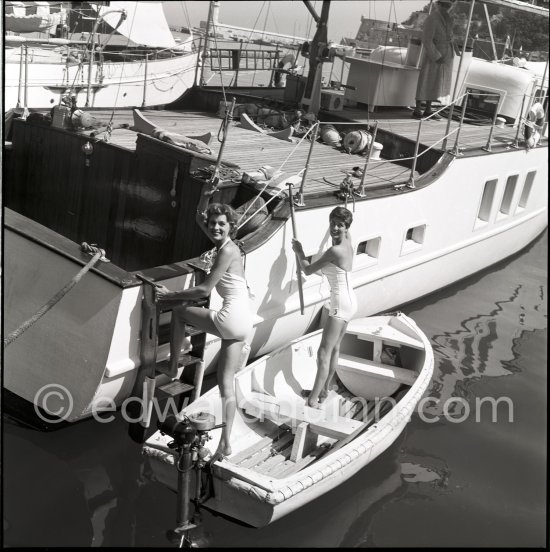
<box><xmin>200</xmin><ymin>1</ymin><xmax>214</xmax><ymax>86</ymax></box>
<box><xmin>301</xmin><ymin>0</ymin><xmax>331</xmax><ymax>115</ymax></box>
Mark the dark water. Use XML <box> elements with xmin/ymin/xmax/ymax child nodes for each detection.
<box><xmin>3</xmin><ymin>230</ymin><xmax>547</xmax><ymax>547</ymax></box>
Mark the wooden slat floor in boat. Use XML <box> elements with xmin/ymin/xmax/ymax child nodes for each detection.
<box><xmin>82</xmin><ymin>109</ymin><xmax>418</xmax><ymax>195</ymax></box>
<box><xmin>228</xmin><ymin>392</ymin><xmax>372</xmax><ymax>478</ymax></box>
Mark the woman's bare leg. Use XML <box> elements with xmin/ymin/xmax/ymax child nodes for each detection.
<box><xmin>163</xmin><ymin>305</ymin><xmax>221</xmax><ymax>378</ymax></box>
<box><xmin>308</xmin><ymin>315</ymin><xmax>346</xmax><ymax>408</ymax></box>
<box><xmin>214</xmin><ymin>339</ymin><xmax>244</xmax><ymax>458</ymax></box>
<box><xmin>320</xmin><ymin>322</ymin><xmax>348</xmax><ymax>402</ymax></box>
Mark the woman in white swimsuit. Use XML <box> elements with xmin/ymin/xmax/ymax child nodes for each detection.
<box><xmin>292</xmin><ymin>206</ymin><xmax>357</xmax><ymax>408</ymax></box>
<box><xmin>156</xmin><ymin>182</ymin><xmax>253</xmax><ymax>458</ymax></box>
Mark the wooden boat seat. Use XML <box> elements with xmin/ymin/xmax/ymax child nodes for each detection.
<box><xmin>241</xmin><ymin>391</ymin><xmax>365</xmax><ymax>440</ymax></box>
<box><xmin>346</xmin><ymin>317</ymin><xmax>424</xmax><ymax>350</ymax></box>
<box><xmin>338</xmin><ymin>353</ymin><xmax>416</xmax><ymax>386</ymax></box>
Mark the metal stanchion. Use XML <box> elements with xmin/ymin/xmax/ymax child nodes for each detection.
<box><xmin>296</xmin><ymin>122</ymin><xmax>319</xmax><ymax>207</ymax></box>
<box><xmin>406</xmin><ymin>119</ymin><xmax>422</xmax><ymax>189</ymax></box>
<box><xmin>451</xmin><ymin>92</ymin><xmax>469</xmax><ymax>156</ymax></box>
<box><xmin>358</xmin><ymin>122</ymin><xmax>378</xmax><ymax>197</ymax></box>
<box><xmin>509</xmin><ymin>94</ymin><xmax>526</xmax><ymax>149</ymax></box>
<box><xmin>481</xmin><ymin>106</ymin><xmax>500</xmax><ymax>152</ymax></box>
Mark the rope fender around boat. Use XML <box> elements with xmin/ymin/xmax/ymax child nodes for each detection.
<box><xmin>143</xmin><ymin>368</ymin><xmax>433</xmax><ymax>507</ymax></box>
<box><xmin>224</xmin><ymin>360</ymin><xmax>433</xmax><ymax>505</ymax></box>
<box><xmin>3</xmin><ymin>243</ymin><xmax>107</xmax><ymax>348</ymax></box>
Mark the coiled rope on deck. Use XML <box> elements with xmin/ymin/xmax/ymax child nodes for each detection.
<box><xmin>3</xmin><ymin>243</ymin><xmax>106</xmax><ymax>349</ymax></box>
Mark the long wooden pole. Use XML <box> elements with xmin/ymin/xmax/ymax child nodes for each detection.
<box><xmin>297</xmin><ymin>122</ymin><xmax>319</xmax><ymax>205</ymax></box>
<box><xmin>287</xmin><ymin>183</ymin><xmax>305</xmax><ymax>315</ymax></box>
<box><xmin>212</xmin><ymin>97</ymin><xmax>236</xmax><ymax>182</ymax></box>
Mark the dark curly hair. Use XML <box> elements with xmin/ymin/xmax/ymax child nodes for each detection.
<box><xmin>206</xmin><ymin>203</ymin><xmax>238</xmax><ymax>238</ymax></box>
<box><xmin>329</xmin><ymin>206</ymin><xmax>353</xmax><ymax>228</ymax></box>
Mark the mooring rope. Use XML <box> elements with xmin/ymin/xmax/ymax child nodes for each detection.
<box><xmin>3</xmin><ymin>243</ymin><xmax>105</xmax><ymax>348</ymax></box>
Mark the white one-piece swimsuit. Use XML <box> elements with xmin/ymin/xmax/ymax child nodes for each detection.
<box><xmin>205</xmin><ymin>239</ymin><xmax>254</xmax><ymax>340</ymax></box>
<box><xmin>209</xmin><ymin>272</ymin><xmax>254</xmax><ymax>340</ymax></box>
<box><xmin>321</xmin><ymin>262</ymin><xmax>357</xmax><ymax>322</ymax></box>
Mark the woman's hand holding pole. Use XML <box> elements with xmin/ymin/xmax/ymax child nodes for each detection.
<box><xmin>287</xmin><ymin>182</ymin><xmax>305</xmax><ymax>315</ymax></box>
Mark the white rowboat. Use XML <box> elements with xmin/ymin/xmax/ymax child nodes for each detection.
<box><xmin>143</xmin><ymin>312</ymin><xmax>433</xmax><ymax>527</ymax></box>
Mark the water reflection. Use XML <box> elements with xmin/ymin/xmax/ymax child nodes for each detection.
<box><xmin>407</xmin><ymin>233</ymin><xmax>547</xmax><ymax>418</ymax></box>
<box><xmin>3</xmin><ymin>232</ymin><xmax>546</xmax><ymax>547</ymax></box>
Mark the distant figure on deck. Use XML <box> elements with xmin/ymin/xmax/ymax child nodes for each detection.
<box><xmin>156</xmin><ymin>183</ymin><xmax>254</xmax><ymax>460</ymax></box>
<box><xmin>412</xmin><ymin>0</ymin><xmax>457</xmax><ymax>120</ymax></box>
<box><xmin>292</xmin><ymin>207</ymin><xmax>357</xmax><ymax>408</ymax></box>
<box><xmin>524</xmin><ymin>101</ymin><xmax>545</xmax><ymax>149</ymax></box>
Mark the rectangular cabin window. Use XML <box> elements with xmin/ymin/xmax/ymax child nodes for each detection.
<box><xmin>465</xmin><ymin>88</ymin><xmax>500</xmax><ymax>120</ymax></box>
<box><xmin>355</xmin><ymin>237</ymin><xmax>381</xmax><ymax>268</ymax></box>
<box><xmin>401</xmin><ymin>224</ymin><xmax>426</xmax><ymax>255</ymax></box>
<box><xmin>518</xmin><ymin>171</ymin><xmax>536</xmax><ymax>209</ymax></box>
<box><xmin>357</xmin><ymin>237</ymin><xmax>381</xmax><ymax>259</ymax></box>
<box><xmin>477</xmin><ymin>179</ymin><xmax>498</xmax><ymax>223</ymax></box>
<box><xmin>406</xmin><ymin>225</ymin><xmax>425</xmax><ymax>244</ymax></box>
<box><xmin>499</xmin><ymin>175</ymin><xmax>518</xmax><ymax>216</ymax></box>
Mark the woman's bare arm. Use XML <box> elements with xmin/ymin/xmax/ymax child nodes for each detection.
<box><xmin>292</xmin><ymin>239</ymin><xmax>338</xmax><ymax>276</ymax></box>
<box><xmin>156</xmin><ymin>245</ymin><xmax>232</xmax><ymax>301</ymax></box>
<box><xmin>195</xmin><ymin>181</ymin><xmax>219</xmax><ymax>236</ymax></box>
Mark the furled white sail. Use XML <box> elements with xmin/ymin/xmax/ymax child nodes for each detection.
<box><xmin>95</xmin><ymin>1</ymin><xmax>176</xmax><ymax>48</ymax></box>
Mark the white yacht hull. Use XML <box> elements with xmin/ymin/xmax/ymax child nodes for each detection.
<box><xmin>3</xmin><ymin>49</ymin><xmax>199</xmax><ymax>109</ymax></box>
<box><xmin>3</xmin><ymin>145</ymin><xmax>547</xmax><ymax>422</ymax></box>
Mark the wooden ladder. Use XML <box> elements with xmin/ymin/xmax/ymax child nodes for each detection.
<box><xmin>128</xmin><ymin>272</ymin><xmax>207</xmax><ymax>443</ymax></box>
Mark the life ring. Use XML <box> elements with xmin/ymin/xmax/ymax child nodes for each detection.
<box><xmin>343</xmin><ymin>129</ymin><xmax>372</xmax><ymax>154</ymax></box>
<box><xmin>523</xmin><ymin>102</ymin><xmax>544</xmax><ymax>147</ymax></box>
<box><xmin>274</xmin><ymin>53</ymin><xmax>295</xmax><ymax>88</ymax></box>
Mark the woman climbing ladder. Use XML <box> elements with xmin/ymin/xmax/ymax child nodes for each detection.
<box><xmin>156</xmin><ymin>180</ymin><xmax>254</xmax><ymax>459</ymax></box>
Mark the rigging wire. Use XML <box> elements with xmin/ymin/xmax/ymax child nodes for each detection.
<box><xmin>236</xmin><ymin>123</ymin><xmax>318</xmax><ymax>229</ymax></box>
<box><xmin>181</xmin><ymin>1</ymin><xmax>192</xmax><ymax>36</ymax></box>
<box><xmin>390</xmin><ymin>1</ymin><xmax>403</xmax><ymax>52</ymax></box>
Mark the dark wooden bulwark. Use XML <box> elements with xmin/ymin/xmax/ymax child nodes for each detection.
<box><xmin>6</xmin><ymin>120</ymin><xmax>132</xmax><ymax>256</ymax></box>
<box><xmin>119</xmin><ymin>134</ymin><xmax>215</xmax><ymax>271</ymax></box>
<box><xmin>5</xmin><ymin>120</ymin><xmax>227</xmax><ymax>272</ymax></box>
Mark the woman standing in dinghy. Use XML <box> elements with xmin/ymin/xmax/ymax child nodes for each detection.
<box><xmin>156</xmin><ymin>182</ymin><xmax>254</xmax><ymax>459</ymax></box>
<box><xmin>292</xmin><ymin>206</ymin><xmax>357</xmax><ymax>408</ymax></box>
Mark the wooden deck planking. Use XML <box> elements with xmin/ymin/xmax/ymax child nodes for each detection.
<box><xmin>329</xmin><ymin>107</ymin><xmax>519</xmax><ymax>152</ymax></box>
<box><xmin>84</xmin><ymin>109</ymin><xmax>416</xmax><ymax>195</ymax></box>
